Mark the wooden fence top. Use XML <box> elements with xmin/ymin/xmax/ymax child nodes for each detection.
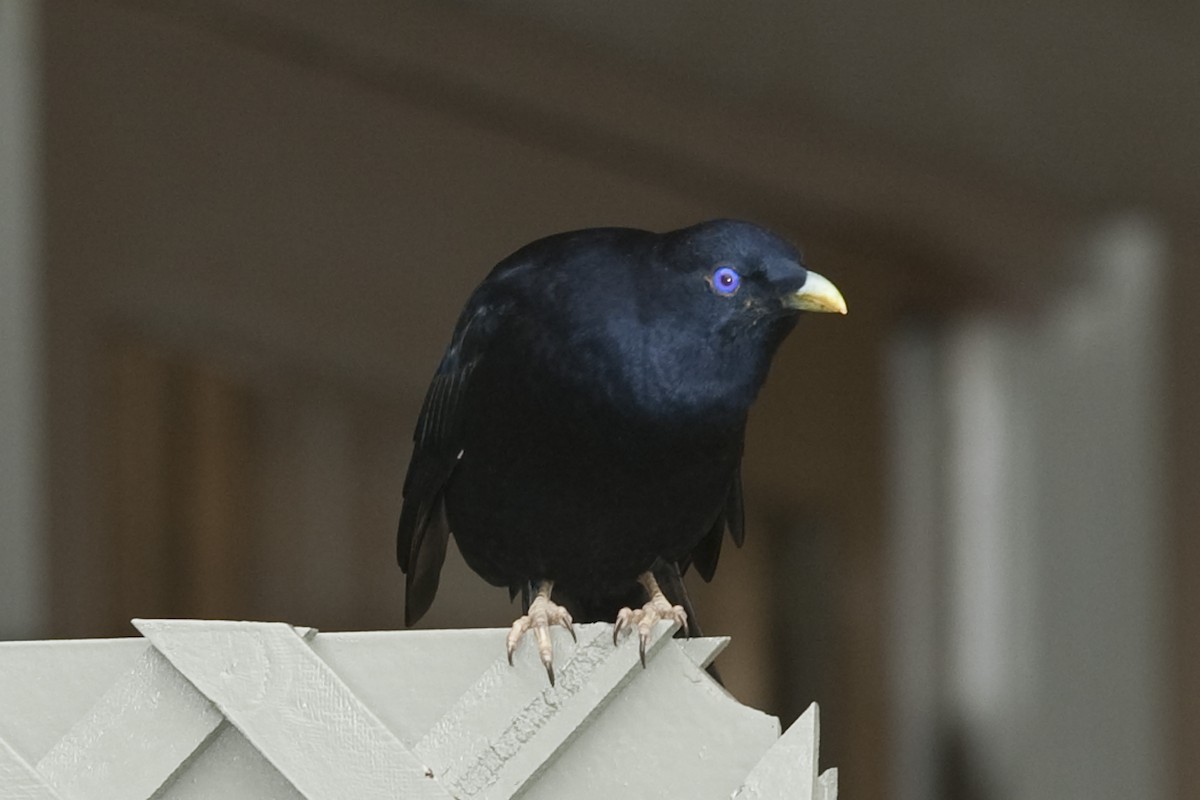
<box><xmin>0</xmin><ymin>620</ymin><xmax>836</xmax><ymax>799</ymax></box>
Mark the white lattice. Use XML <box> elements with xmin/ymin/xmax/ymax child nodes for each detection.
<box><xmin>0</xmin><ymin>620</ymin><xmax>836</xmax><ymax>799</ymax></box>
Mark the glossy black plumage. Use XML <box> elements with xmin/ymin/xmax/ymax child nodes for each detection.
<box><xmin>398</xmin><ymin>219</ymin><xmax>843</xmax><ymax>631</ymax></box>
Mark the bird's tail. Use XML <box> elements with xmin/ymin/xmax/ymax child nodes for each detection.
<box><xmin>655</xmin><ymin>561</ymin><xmax>724</xmax><ymax>685</ymax></box>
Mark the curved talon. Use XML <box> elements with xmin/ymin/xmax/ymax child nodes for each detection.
<box><xmin>613</xmin><ymin>607</ymin><xmax>633</xmax><ymax>645</ymax></box>
<box><xmin>505</xmin><ymin>582</ymin><xmax>573</xmax><ymax>685</ymax></box>
<box><xmin>506</xmin><ymin>614</ymin><xmax>531</xmax><ymax>666</ymax></box>
<box><xmin>612</xmin><ymin>572</ymin><xmax>689</xmax><ymax>668</ymax></box>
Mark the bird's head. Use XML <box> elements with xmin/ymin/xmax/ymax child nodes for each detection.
<box><xmin>500</xmin><ymin>219</ymin><xmax>846</xmax><ymax>420</ymax></box>
<box><xmin>655</xmin><ymin>219</ymin><xmax>846</xmax><ymax>345</ymax></box>
<box><xmin>582</xmin><ymin>218</ymin><xmax>849</xmax><ymax>418</ymax></box>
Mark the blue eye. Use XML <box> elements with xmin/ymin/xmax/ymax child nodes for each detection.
<box><xmin>709</xmin><ymin>265</ymin><xmax>741</xmax><ymax>296</ymax></box>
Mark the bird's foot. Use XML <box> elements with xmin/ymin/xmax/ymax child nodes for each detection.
<box><xmin>506</xmin><ymin>581</ymin><xmax>575</xmax><ymax>686</ymax></box>
<box><xmin>613</xmin><ymin>572</ymin><xmax>688</xmax><ymax>667</ymax></box>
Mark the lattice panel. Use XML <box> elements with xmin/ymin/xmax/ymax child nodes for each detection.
<box><xmin>0</xmin><ymin>621</ymin><xmax>836</xmax><ymax>799</ymax></box>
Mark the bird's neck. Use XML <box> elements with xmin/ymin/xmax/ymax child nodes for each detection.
<box><xmin>608</xmin><ymin>335</ymin><xmax>774</xmax><ymax>427</ymax></box>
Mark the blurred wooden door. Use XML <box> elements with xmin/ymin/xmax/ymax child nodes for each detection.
<box><xmin>105</xmin><ymin>335</ymin><xmax>252</xmax><ymax>630</ymax></box>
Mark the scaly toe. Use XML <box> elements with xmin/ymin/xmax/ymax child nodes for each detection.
<box><xmin>506</xmin><ymin>594</ymin><xmax>575</xmax><ymax>685</ymax></box>
<box><xmin>613</xmin><ymin>607</ymin><xmax>636</xmax><ymax>645</ymax></box>
<box><xmin>506</xmin><ymin>616</ymin><xmax>532</xmax><ymax>666</ymax></box>
<box><xmin>613</xmin><ymin>597</ymin><xmax>688</xmax><ymax>666</ymax></box>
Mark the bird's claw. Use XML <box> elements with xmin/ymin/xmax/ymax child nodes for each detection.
<box><xmin>613</xmin><ymin>597</ymin><xmax>688</xmax><ymax>667</ymax></box>
<box><xmin>505</xmin><ymin>594</ymin><xmax>575</xmax><ymax>686</ymax></box>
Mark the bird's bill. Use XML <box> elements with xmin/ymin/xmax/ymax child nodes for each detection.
<box><xmin>785</xmin><ymin>270</ymin><xmax>847</xmax><ymax>315</ymax></box>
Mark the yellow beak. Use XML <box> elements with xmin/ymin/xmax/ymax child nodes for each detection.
<box><xmin>785</xmin><ymin>270</ymin><xmax>847</xmax><ymax>315</ymax></box>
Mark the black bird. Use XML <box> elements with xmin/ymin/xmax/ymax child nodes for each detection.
<box><xmin>397</xmin><ymin>219</ymin><xmax>845</xmax><ymax>683</ymax></box>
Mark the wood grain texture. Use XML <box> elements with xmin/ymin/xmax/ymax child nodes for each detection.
<box><xmin>523</xmin><ymin>638</ymin><xmax>782</xmax><ymax>800</ymax></box>
<box><xmin>134</xmin><ymin>619</ymin><xmax>451</xmax><ymax>800</ymax></box>
<box><xmin>0</xmin><ymin>623</ymin><xmax>834</xmax><ymax>798</ymax></box>
<box><xmin>734</xmin><ymin>703</ymin><xmax>838</xmax><ymax>800</ymax></box>
<box><xmin>416</xmin><ymin>621</ymin><xmax>678</xmax><ymax>799</ymax></box>
<box><xmin>36</xmin><ymin>646</ymin><xmax>223</xmax><ymax>800</ymax></box>
<box><xmin>0</xmin><ymin>738</ymin><xmax>61</xmax><ymax>800</ymax></box>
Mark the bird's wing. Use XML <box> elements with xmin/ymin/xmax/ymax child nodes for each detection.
<box><xmin>397</xmin><ymin>298</ymin><xmax>500</xmax><ymax>626</ymax></box>
<box><xmin>689</xmin><ymin>463</ymin><xmax>746</xmax><ymax>583</ymax></box>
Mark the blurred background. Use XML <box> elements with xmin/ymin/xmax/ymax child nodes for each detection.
<box><xmin>1</xmin><ymin>1</ymin><xmax>1197</xmax><ymax>798</ymax></box>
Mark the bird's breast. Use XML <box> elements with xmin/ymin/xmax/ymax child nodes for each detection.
<box><xmin>445</xmin><ymin>336</ymin><xmax>746</xmax><ymax>591</ymax></box>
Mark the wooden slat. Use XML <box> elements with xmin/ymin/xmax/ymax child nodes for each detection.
<box><xmin>818</xmin><ymin>767</ymin><xmax>839</xmax><ymax>800</ymax></box>
<box><xmin>416</xmin><ymin>620</ymin><xmax>678</xmax><ymax>800</ymax></box>
<box><xmin>134</xmin><ymin>619</ymin><xmax>451</xmax><ymax>800</ymax></box>
<box><xmin>733</xmin><ymin>703</ymin><xmax>833</xmax><ymax>800</ymax></box>
<box><xmin>2</xmin><ymin>623</ymin><xmax>834</xmax><ymax>798</ymax></box>
<box><xmin>677</xmin><ymin>634</ymin><xmax>729</xmax><ymax>670</ymax></box>
<box><xmin>521</xmin><ymin>637</ymin><xmax>780</xmax><ymax>800</ymax></box>
<box><xmin>0</xmin><ymin>738</ymin><xmax>61</xmax><ymax>800</ymax></box>
<box><xmin>36</xmin><ymin>647</ymin><xmax>224</xmax><ymax>800</ymax></box>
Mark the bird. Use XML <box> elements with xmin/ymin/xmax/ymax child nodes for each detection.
<box><xmin>397</xmin><ymin>219</ymin><xmax>846</xmax><ymax>684</ymax></box>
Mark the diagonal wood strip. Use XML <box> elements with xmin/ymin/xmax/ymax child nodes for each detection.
<box><xmin>134</xmin><ymin>619</ymin><xmax>452</xmax><ymax>800</ymax></box>
<box><xmin>416</xmin><ymin>620</ymin><xmax>679</xmax><ymax>800</ymax></box>
<box><xmin>35</xmin><ymin>646</ymin><xmax>224</xmax><ymax>800</ymax></box>
<box><xmin>733</xmin><ymin>702</ymin><xmax>836</xmax><ymax>800</ymax></box>
<box><xmin>818</xmin><ymin>766</ymin><xmax>839</xmax><ymax>800</ymax></box>
<box><xmin>676</xmin><ymin>636</ymin><xmax>729</xmax><ymax>670</ymax></box>
<box><xmin>0</xmin><ymin>737</ymin><xmax>62</xmax><ymax>800</ymax></box>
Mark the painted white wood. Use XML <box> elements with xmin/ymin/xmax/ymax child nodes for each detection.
<box><xmin>676</xmin><ymin>635</ymin><xmax>729</xmax><ymax>670</ymax></box>
<box><xmin>158</xmin><ymin>725</ymin><xmax>304</xmax><ymax>800</ymax></box>
<box><xmin>733</xmin><ymin>703</ymin><xmax>835</xmax><ymax>800</ymax></box>
<box><xmin>0</xmin><ymin>738</ymin><xmax>59</xmax><ymax>800</ymax></box>
<box><xmin>0</xmin><ymin>640</ymin><xmax>146</xmax><ymax>762</ymax></box>
<box><xmin>818</xmin><ymin>767</ymin><xmax>839</xmax><ymax>800</ymax></box>
<box><xmin>35</xmin><ymin>647</ymin><xmax>223</xmax><ymax>800</ymax></box>
<box><xmin>523</xmin><ymin>639</ymin><xmax>780</xmax><ymax>800</ymax></box>
<box><xmin>133</xmin><ymin>619</ymin><xmax>451</xmax><ymax>800</ymax></box>
<box><xmin>0</xmin><ymin>622</ymin><xmax>834</xmax><ymax>799</ymax></box>
<box><xmin>308</xmin><ymin>629</ymin><xmax>525</xmax><ymax>750</ymax></box>
<box><xmin>415</xmin><ymin>621</ymin><xmax>677</xmax><ymax>799</ymax></box>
